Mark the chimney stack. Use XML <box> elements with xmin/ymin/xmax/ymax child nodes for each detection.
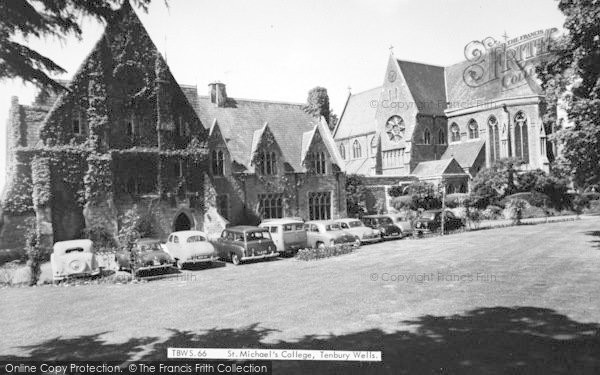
<box><xmin>208</xmin><ymin>82</ymin><xmax>227</xmax><ymax>107</ymax></box>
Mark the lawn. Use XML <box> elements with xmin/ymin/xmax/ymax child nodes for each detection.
<box><xmin>1</xmin><ymin>217</ymin><xmax>599</xmax><ymax>374</ymax></box>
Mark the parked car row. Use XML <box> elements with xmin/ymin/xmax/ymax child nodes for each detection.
<box><xmin>51</xmin><ymin>210</ymin><xmax>465</xmax><ymax>281</ymax></box>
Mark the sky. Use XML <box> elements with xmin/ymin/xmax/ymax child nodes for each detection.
<box><xmin>0</xmin><ymin>0</ymin><xmax>566</xmax><ymax>190</ymax></box>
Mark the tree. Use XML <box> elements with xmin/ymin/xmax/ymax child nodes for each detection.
<box><xmin>0</xmin><ymin>0</ymin><xmax>157</xmax><ymax>92</ymax></box>
<box><xmin>470</xmin><ymin>158</ymin><xmax>522</xmax><ymax>205</ymax></box>
<box><xmin>345</xmin><ymin>174</ymin><xmax>369</xmax><ymax>217</ymax></box>
<box><xmin>304</xmin><ymin>86</ymin><xmax>337</xmax><ymax>131</ymax></box>
<box><xmin>536</xmin><ymin>0</ymin><xmax>600</xmax><ymax>188</ymax></box>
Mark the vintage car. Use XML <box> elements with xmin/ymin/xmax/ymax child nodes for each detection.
<box><xmin>259</xmin><ymin>218</ymin><xmax>307</xmax><ymax>255</ymax></box>
<box><xmin>51</xmin><ymin>239</ymin><xmax>101</xmax><ymax>281</ymax></box>
<box><xmin>389</xmin><ymin>214</ymin><xmax>414</xmax><ymax>236</ymax></box>
<box><xmin>165</xmin><ymin>230</ymin><xmax>218</xmax><ymax>269</ymax></box>
<box><xmin>213</xmin><ymin>226</ymin><xmax>278</xmax><ymax>265</ymax></box>
<box><xmin>361</xmin><ymin>215</ymin><xmax>403</xmax><ymax>239</ymax></box>
<box><xmin>304</xmin><ymin>220</ymin><xmax>361</xmax><ymax>249</ymax></box>
<box><xmin>413</xmin><ymin>209</ymin><xmax>465</xmax><ymax>235</ymax></box>
<box><xmin>334</xmin><ymin>218</ymin><xmax>381</xmax><ymax>244</ymax></box>
<box><xmin>116</xmin><ymin>238</ymin><xmax>173</xmax><ymax>274</ymax></box>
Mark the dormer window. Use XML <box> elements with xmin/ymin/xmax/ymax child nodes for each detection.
<box><xmin>259</xmin><ymin>151</ymin><xmax>277</xmax><ymax>175</ymax></box>
<box><xmin>310</xmin><ymin>152</ymin><xmax>326</xmax><ymax>174</ymax></box>
<box><xmin>212</xmin><ymin>149</ymin><xmax>224</xmax><ymax>176</ymax></box>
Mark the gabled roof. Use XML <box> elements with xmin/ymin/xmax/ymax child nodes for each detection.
<box><xmin>301</xmin><ymin>117</ymin><xmax>345</xmax><ymax>171</ymax></box>
<box><xmin>186</xmin><ymin>93</ymin><xmax>319</xmax><ymax>172</ymax></box>
<box><xmin>441</xmin><ymin>140</ymin><xmax>485</xmax><ymax>169</ymax></box>
<box><xmin>343</xmin><ymin>157</ymin><xmax>375</xmax><ymax>175</ymax></box>
<box><xmin>334</xmin><ymin>87</ymin><xmax>380</xmax><ymax>139</ymax></box>
<box><xmin>412</xmin><ymin>158</ymin><xmax>467</xmax><ymax>178</ymax></box>
<box><xmin>396</xmin><ymin>59</ymin><xmax>447</xmax><ymax>116</ymax></box>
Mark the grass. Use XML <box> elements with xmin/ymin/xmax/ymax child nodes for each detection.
<box><xmin>1</xmin><ymin>217</ymin><xmax>600</xmax><ymax>373</ymax></box>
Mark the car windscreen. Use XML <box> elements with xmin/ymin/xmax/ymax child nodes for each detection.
<box><xmin>348</xmin><ymin>220</ymin><xmax>363</xmax><ymax>228</ymax></box>
<box><xmin>187</xmin><ymin>235</ymin><xmax>206</xmax><ymax>243</ymax></box>
<box><xmin>325</xmin><ymin>224</ymin><xmax>341</xmax><ymax>231</ymax></box>
<box><xmin>421</xmin><ymin>212</ymin><xmax>436</xmax><ymax>220</ymax></box>
<box><xmin>379</xmin><ymin>217</ymin><xmax>393</xmax><ymax>225</ymax></box>
<box><xmin>246</xmin><ymin>231</ymin><xmax>271</xmax><ymax>241</ymax></box>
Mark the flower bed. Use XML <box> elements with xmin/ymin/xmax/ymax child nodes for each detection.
<box><xmin>295</xmin><ymin>244</ymin><xmax>355</xmax><ymax>261</ymax></box>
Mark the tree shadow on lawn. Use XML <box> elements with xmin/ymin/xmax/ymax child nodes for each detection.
<box><xmin>2</xmin><ymin>307</ymin><xmax>599</xmax><ymax>374</ymax></box>
<box><xmin>585</xmin><ymin>231</ymin><xmax>600</xmax><ymax>249</ymax></box>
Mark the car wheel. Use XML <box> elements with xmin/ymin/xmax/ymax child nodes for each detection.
<box><xmin>316</xmin><ymin>242</ymin><xmax>325</xmax><ymax>250</ymax></box>
<box><xmin>231</xmin><ymin>253</ymin><xmax>240</xmax><ymax>265</ymax></box>
<box><xmin>176</xmin><ymin>259</ymin><xmax>184</xmax><ymax>270</ymax></box>
<box><xmin>354</xmin><ymin>238</ymin><xmax>361</xmax><ymax>248</ymax></box>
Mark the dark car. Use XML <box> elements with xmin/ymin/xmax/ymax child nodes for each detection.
<box><xmin>413</xmin><ymin>210</ymin><xmax>465</xmax><ymax>235</ymax></box>
<box><xmin>361</xmin><ymin>215</ymin><xmax>403</xmax><ymax>239</ymax></box>
<box><xmin>116</xmin><ymin>238</ymin><xmax>173</xmax><ymax>275</ymax></box>
<box><xmin>212</xmin><ymin>226</ymin><xmax>278</xmax><ymax>265</ymax></box>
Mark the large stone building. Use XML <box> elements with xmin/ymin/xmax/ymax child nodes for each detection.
<box><xmin>334</xmin><ymin>33</ymin><xmax>556</xmax><ymax>194</ymax></box>
<box><xmin>0</xmin><ymin>2</ymin><xmax>346</xmax><ymax>252</ymax></box>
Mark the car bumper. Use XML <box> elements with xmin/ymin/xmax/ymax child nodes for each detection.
<box><xmin>183</xmin><ymin>256</ymin><xmax>218</xmax><ymax>264</ymax></box>
<box><xmin>361</xmin><ymin>236</ymin><xmax>381</xmax><ymax>243</ymax></box>
<box><xmin>136</xmin><ymin>264</ymin><xmax>173</xmax><ymax>272</ymax></box>
<box><xmin>382</xmin><ymin>232</ymin><xmax>402</xmax><ymax>239</ymax></box>
<box><xmin>53</xmin><ymin>269</ymin><xmax>100</xmax><ymax>281</ymax></box>
<box><xmin>241</xmin><ymin>251</ymin><xmax>279</xmax><ymax>261</ymax></box>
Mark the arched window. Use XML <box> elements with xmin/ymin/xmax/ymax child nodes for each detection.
<box><xmin>423</xmin><ymin>129</ymin><xmax>431</xmax><ymax>145</ymax></box>
<box><xmin>447</xmin><ymin>184</ymin><xmax>455</xmax><ymax>194</ymax></box>
<box><xmin>438</xmin><ymin>129</ymin><xmax>446</xmax><ymax>144</ymax></box>
<box><xmin>370</xmin><ymin>136</ymin><xmax>378</xmax><ymax>155</ymax></box>
<box><xmin>468</xmin><ymin>119</ymin><xmax>479</xmax><ymax>139</ymax></box>
<box><xmin>212</xmin><ymin>149</ymin><xmax>224</xmax><ymax>176</ymax></box>
<box><xmin>514</xmin><ymin>111</ymin><xmax>529</xmax><ymax>163</ymax></box>
<box><xmin>488</xmin><ymin>116</ymin><xmax>500</xmax><ymax>163</ymax></box>
<box><xmin>339</xmin><ymin>144</ymin><xmax>346</xmax><ymax>160</ymax></box>
<box><xmin>352</xmin><ymin>140</ymin><xmax>362</xmax><ymax>158</ymax></box>
<box><xmin>450</xmin><ymin>123</ymin><xmax>460</xmax><ymax>142</ymax></box>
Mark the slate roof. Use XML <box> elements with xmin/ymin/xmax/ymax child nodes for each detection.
<box><xmin>441</xmin><ymin>140</ymin><xmax>485</xmax><ymax>169</ymax></box>
<box><xmin>334</xmin><ymin>87</ymin><xmax>380</xmax><ymax>139</ymax></box>
<box><xmin>412</xmin><ymin>158</ymin><xmax>467</xmax><ymax>178</ymax></box>
<box><xmin>182</xmin><ymin>88</ymin><xmax>320</xmax><ymax>172</ymax></box>
<box><xmin>444</xmin><ymin>56</ymin><xmax>542</xmax><ymax>109</ymax></box>
<box><xmin>396</xmin><ymin>60</ymin><xmax>447</xmax><ymax>116</ymax></box>
<box><xmin>343</xmin><ymin>157</ymin><xmax>375</xmax><ymax>175</ymax></box>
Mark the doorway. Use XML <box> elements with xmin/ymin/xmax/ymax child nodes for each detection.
<box><xmin>173</xmin><ymin>212</ymin><xmax>192</xmax><ymax>231</ymax></box>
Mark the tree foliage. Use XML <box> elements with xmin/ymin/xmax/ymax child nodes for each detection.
<box><xmin>0</xmin><ymin>0</ymin><xmax>157</xmax><ymax>92</ymax></box>
<box><xmin>345</xmin><ymin>174</ymin><xmax>369</xmax><ymax>217</ymax></box>
<box><xmin>304</xmin><ymin>86</ymin><xmax>338</xmax><ymax>131</ymax></box>
<box><xmin>536</xmin><ymin>0</ymin><xmax>600</xmax><ymax>188</ymax></box>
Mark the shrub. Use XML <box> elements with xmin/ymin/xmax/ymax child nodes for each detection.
<box><xmin>445</xmin><ymin>193</ymin><xmax>468</xmax><ymax>208</ymax></box>
<box><xmin>118</xmin><ymin>205</ymin><xmax>161</xmax><ymax>250</ymax></box>
<box><xmin>502</xmin><ymin>192</ymin><xmax>551</xmax><ymax>208</ymax></box>
<box><xmin>295</xmin><ymin>244</ymin><xmax>355</xmax><ymax>261</ymax></box>
<box><xmin>388</xmin><ymin>185</ymin><xmax>406</xmax><ymax>197</ymax></box>
<box><xmin>482</xmin><ymin>205</ymin><xmax>503</xmax><ymax>220</ymax></box>
<box><xmin>345</xmin><ymin>174</ymin><xmax>369</xmax><ymax>217</ymax></box>
<box><xmin>506</xmin><ymin>198</ymin><xmax>528</xmax><ymax>225</ymax></box>
<box><xmin>465</xmin><ymin>208</ymin><xmax>483</xmax><ymax>229</ymax></box>
<box><xmin>81</xmin><ymin>226</ymin><xmax>119</xmax><ymax>251</ymax></box>
<box><xmin>390</xmin><ymin>196</ymin><xmax>413</xmax><ymax>211</ymax></box>
<box><xmin>582</xmin><ymin>192</ymin><xmax>600</xmax><ymax>201</ymax></box>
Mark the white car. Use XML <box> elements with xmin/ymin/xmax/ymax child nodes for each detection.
<box><xmin>334</xmin><ymin>218</ymin><xmax>381</xmax><ymax>244</ymax></box>
<box><xmin>51</xmin><ymin>239</ymin><xmax>100</xmax><ymax>281</ymax></box>
<box><xmin>165</xmin><ymin>231</ymin><xmax>218</xmax><ymax>269</ymax></box>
